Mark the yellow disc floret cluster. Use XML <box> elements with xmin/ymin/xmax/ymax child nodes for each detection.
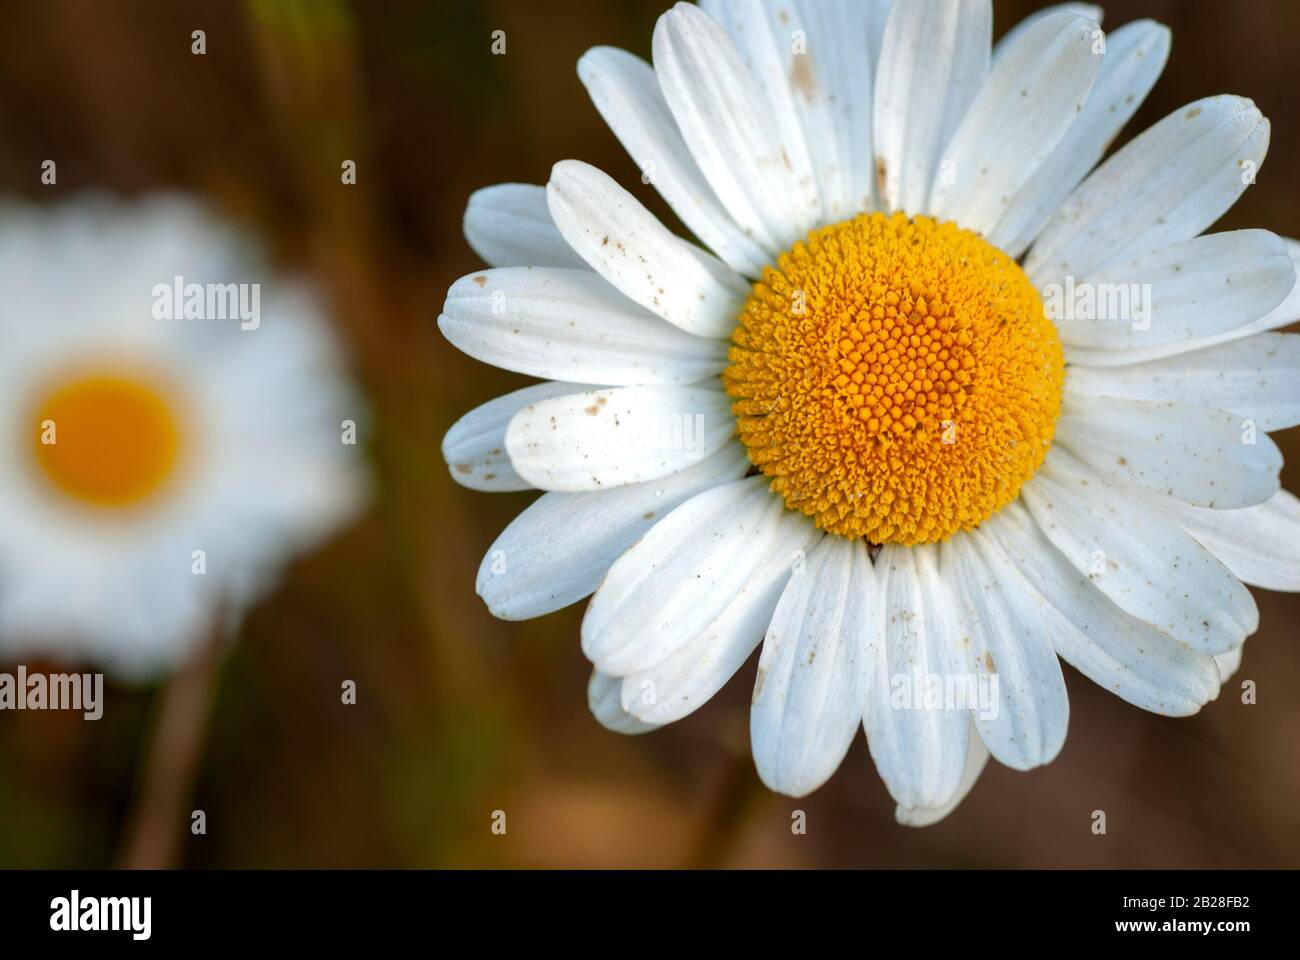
<box><xmin>724</xmin><ymin>211</ymin><xmax>1064</xmax><ymax>545</ymax></box>
<box><xmin>30</xmin><ymin>372</ymin><xmax>183</xmax><ymax>509</ymax></box>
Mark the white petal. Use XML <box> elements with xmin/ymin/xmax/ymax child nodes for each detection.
<box><xmin>546</xmin><ymin>160</ymin><xmax>749</xmax><ymax>338</ymax></box>
<box><xmin>1055</xmin><ymin>393</ymin><xmax>1281</xmax><ymax>508</ymax></box>
<box><xmin>750</xmin><ymin>538</ymin><xmax>875</xmax><ymax>797</ymax></box>
<box><xmin>442</xmin><ymin>380</ymin><xmax>593</xmax><ymax>492</ymax></box>
<box><xmin>620</xmin><ymin>511</ymin><xmax>820</xmax><ymax>725</ymax></box>
<box><xmin>477</xmin><ymin>442</ymin><xmax>751</xmax><ymax>620</ymax></box>
<box><xmin>1149</xmin><ymin>490</ymin><xmax>1300</xmax><ymax>592</ymax></box>
<box><xmin>653</xmin><ymin>2</ymin><xmax>818</xmax><ymax>252</ymax></box>
<box><xmin>983</xmin><ymin>501</ymin><xmax>1222</xmax><ymax>715</ymax></box>
<box><xmin>1052</xmin><ymin>230</ymin><xmax>1294</xmax><ymax>352</ymax></box>
<box><xmin>701</xmin><ymin>0</ymin><xmax>877</xmax><ymax>222</ymax></box>
<box><xmin>697</xmin><ymin>0</ymin><xmax>824</xmax><ymax>232</ymax></box>
<box><xmin>792</xmin><ymin>0</ymin><xmax>880</xmax><ymax>218</ymax></box>
<box><xmin>1021</xmin><ymin>453</ymin><xmax>1256</xmax><ymax>653</ymax></box>
<box><xmin>863</xmin><ymin>544</ymin><xmax>971</xmax><ymax>810</ymax></box>
<box><xmin>504</xmin><ymin>384</ymin><xmax>735</xmax><ymax>492</ymax></box>
<box><xmin>1214</xmin><ymin>646</ymin><xmax>1244</xmax><ymax>684</ymax></box>
<box><xmin>1027</xmin><ymin>95</ymin><xmax>1270</xmax><ymax>286</ymax></box>
<box><xmin>1073</xmin><ymin>238</ymin><xmax>1300</xmax><ymax>366</ymax></box>
<box><xmin>930</xmin><ymin>12</ymin><xmax>1101</xmax><ymax>235</ymax></box>
<box><xmin>588</xmin><ymin>669</ymin><xmax>660</xmax><ymax>735</ymax></box>
<box><xmin>581</xmin><ymin>478</ymin><xmax>792</xmax><ymax>675</ymax></box>
<box><xmin>462</xmin><ymin>183</ymin><xmax>588</xmax><ymax>269</ymax></box>
<box><xmin>941</xmin><ymin>531</ymin><xmax>1069</xmax><ymax>770</ymax></box>
<box><xmin>439</xmin><ymin>267</ymin><xmax>730</xmax><ymax>385</ymax></box>
<box><xmin>992</xmin><ymin>3</ymin><xmax>1103</xmax><ymax>63</ymax></box>
<box><xmin>865</xmin><ymin>0</ymin><xmax>893</xmax><ymax>71</ymax></box>
<box><xmin>993</xmin><ymin>19</ymin><xmax>1169</xmax><ymax>257</ymax></box>
<box><xmin>1066</xmin><ymin>332</ymin><xmax>1300</xmax><ymax>432</ymax></box>
<box><xmin>873</xmin><ymin>0</ymin><xmax>991</xmax><ymax>214</ymax></box>
<box><xmin>895</xmin><ymin>720</ymin><xmax>989</xmax><ymax>827</ymax></box>
<box><xmin>577</xmin><ymin>46</ymin><xmax>770</xmax><ymax>277</ymax></box>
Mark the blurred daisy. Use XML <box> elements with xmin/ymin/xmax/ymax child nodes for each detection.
<box><xmin>0</xmin><ymin>196</ymin><xmax>366</xmax><ymax>676</ymax></box>
<box><xmin>442</xmin><ymin>0</ymin><xmax>1300</xmax><ymax>824</ymax></box>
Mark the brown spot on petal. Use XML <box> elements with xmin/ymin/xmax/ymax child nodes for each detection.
<box><xmin>790</xmin><ymin>54</ymin><xmax>815</xmax><ymax>101</ymax></box>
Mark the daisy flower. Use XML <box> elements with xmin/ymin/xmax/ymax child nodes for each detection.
<box><xmin>441</xmin><ymin>0</ymin><xmax>1300</xmax><ymax>824</ymax></box>
<box><xmin>0</xmin><ymin>196</ymin><xmax>367</xmax><ymax>677</ymax></box>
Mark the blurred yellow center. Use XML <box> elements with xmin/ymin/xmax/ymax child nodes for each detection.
<box><xmin>724</xmin><ymin>212</ymin><xmax>1064</xmax><ymax>545</ymax></box>
<box><xmin>30</xmin><ymin>372</ymin><xmax>183</xmax><ymax>508</ymax></box>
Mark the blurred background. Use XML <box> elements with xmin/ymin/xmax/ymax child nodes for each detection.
<box><xmin>0</xmin><ymin>0</ymin><xmax>1296</xmax><ymax>868</ymax></box>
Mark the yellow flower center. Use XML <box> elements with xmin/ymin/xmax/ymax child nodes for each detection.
<box><xmin>724</xmin><ymin>212</ymin><xmax>1064</xmax><ymax>545</ymax></box>
<box><xmin>29</xmin><ymin>371</ymin><xmax>185</xmax><ymax>509</ymax></box>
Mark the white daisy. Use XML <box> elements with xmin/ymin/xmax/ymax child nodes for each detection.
<box><xmin>0</xmin><ymin>195</ymin><xmax>367</xmax><ymax>677</ymax></box>
<box><xmin>441</xmin><ymin>1</ymin><xmax>1300</xmax><ymax>824</ymax></box>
